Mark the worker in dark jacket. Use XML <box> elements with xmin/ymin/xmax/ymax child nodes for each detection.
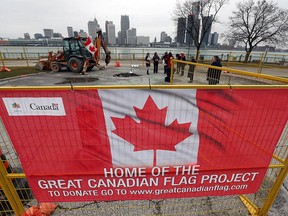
<box><xmin>187</xmin><ymin>56</ymin><xmax>197</xmax><ymax>83</ymax></box>
<box><xmin>145</xmin><ymin>53</ymin><xmax>151</xmax><ymax>75</ymax></box>
<box><xmin>180</xmin><ymin>52</ymin><xmax>186</xmax><ymax>76</ymax></box>
<box><xmin>152</xmin><ymin>52</ymin><xmax>160</xmax><ymax>73</ymax></box>
<box><xmin>207</xmin><ymin>56</ymin><xmax>222</xmax><ymax>85</ymax></box>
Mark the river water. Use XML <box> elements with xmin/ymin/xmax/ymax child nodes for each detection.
<box><xmin>1</xmin><ymin>46</ymin><xmax>288</xmax><ymax>61</ymax></box>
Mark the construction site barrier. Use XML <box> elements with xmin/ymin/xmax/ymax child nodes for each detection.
<box><xmin>171</xmin><ymin>60</ymin><xmax>288</xmax><ymax>86</ymax></box>
<box><xmin>0</xmin><ymin>61</ymin><xmax>287</xmax><ymax>215</ymax></box>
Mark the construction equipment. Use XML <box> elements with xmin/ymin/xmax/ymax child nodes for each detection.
<box><xmin>36</xmin><ymin>31</ymin><xmax>111</xmax><ymax>73</ymax></box>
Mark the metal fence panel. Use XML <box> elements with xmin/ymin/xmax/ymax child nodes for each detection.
<box><xmin>0</xmin><ymin>85</ymin><xmax>287</xmax><ymax>216</ymax></box>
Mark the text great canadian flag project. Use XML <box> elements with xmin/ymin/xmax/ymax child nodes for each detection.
<box><xmin>0</xmin><ymin>88</ymin><xmax>287</xmax><ymax>202</ymax></box>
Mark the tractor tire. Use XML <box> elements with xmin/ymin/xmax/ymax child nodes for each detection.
<box><xmin>68</xmin><ymin>57</ymin><xmax>83</xmax><ymax>73</ymax></box>
<box><xmin>50</xmin><ymin>62</ymin><xmax>61</xmax><ymax>72</ymax></box>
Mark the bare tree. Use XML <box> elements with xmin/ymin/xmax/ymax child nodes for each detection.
<box><xmin>173</xmin><ymin>0</ymin><xmax>228</xmax><ymax>60</ymax></box>
<box><xmin>226</xmin><ymin>0</ymin><xmax>288</xmax><ymax>62</ymax></box>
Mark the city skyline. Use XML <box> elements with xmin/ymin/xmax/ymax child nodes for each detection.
<box><xmin>1</xmin><ymin>0</ymin><xmax>288</xmax><ymax>42</ymax></box>
<box><xmin>1</xmin><ymin>14</ymin><xmax>214</xmax><ymax>46</ymax></box>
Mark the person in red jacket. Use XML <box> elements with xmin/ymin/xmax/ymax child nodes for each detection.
<box><xmin>165</xmin><ymin>52</ymin><xmax>174</xmax><ymax>82</ymax></box>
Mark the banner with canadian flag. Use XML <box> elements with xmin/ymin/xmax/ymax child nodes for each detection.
<box><xmin>0</xmin><ymin>88</ymin><xmax>287</xmax><ymax>202</ymax></box>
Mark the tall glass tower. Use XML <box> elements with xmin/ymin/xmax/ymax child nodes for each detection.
<box><xmin>120</xmin><ymin>15</ymin><xmax>130</xmax><ymax>45</ymax></box>
<box><xmin>88</xmin><ymin>18</ymin><xmax>100</xmax><ymax>40</ymax></box>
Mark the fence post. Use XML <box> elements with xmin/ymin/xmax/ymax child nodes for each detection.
<box><xmin>239</xmin><ymin>195</ymin><xmax>259</xmax><ymax>215</ymax></box>
<box><xmin>0</xmin><ymin>51</ymin><xmax>5</xmax><ymax>67</ymax></box>
<box><xmin>0</xmin><ymin>153</ymin><xmax>25</xmax><ymax>216</ymax></box>
<box><xmin>142</xmin><ymin>49</ymin><xmax>144</xmax><ymax>67</ymax></box>
<box><xmin>257</xmin><ymin>53</ymin><xmax>265</xmax><ymax>74</ymax></box>
<box><xmin>258</xmin><ymin>154</ymin><xmax>288</xmax><ymax>215</ymax></box>
<box><xmin>228</xmin><ymin>51</ymin><xmax>232</xmax><ymax>67</ymax></box>
<box><xmin>170</xmin><ymin>59</ymin><xmax>174</xmax><ymax>85</ymax></box>
<box><xmin>22</xmin><ymin>47</ymin><xmax>29</xmax><ymax>67</ymax></box>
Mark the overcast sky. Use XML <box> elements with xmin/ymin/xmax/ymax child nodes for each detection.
<box><xmin>1</xmin><ymin>0</ymin><xmax>288</xmax><ymax>41</ymax></box>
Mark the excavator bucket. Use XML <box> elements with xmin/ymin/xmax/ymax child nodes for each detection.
<box><xmin>35</xmin><ymin>59</ymin><xmax>50</xmax><ymax>70</ymax></box>
<box><xmin>35</xmin><ymin>62</ymin><xmax>44</xmax><ymax>70</ymax></box>
<box><xmin>105</xmin><ymin>53</ymin><xmax>111</xmax><ymax>66</ymax></box>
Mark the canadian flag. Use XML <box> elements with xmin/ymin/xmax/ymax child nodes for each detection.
<box><xmin>82</xmin><ymin>37</ymin><xmax>97</xmax><ymax>54</ymax></box>
<box><xmin>0</xmin><ymin>88</ymin><xmax>287</xmax><ymax>202</ymax></box>
<box><xmin>77</xmin><ymin>88</ymin><xmax>287</xmax><ymax>171</ymax></box>
<box><xmin>98</xmin><ymin>89</ymin><xmax>200</xmax><ymax>167</ymax></box>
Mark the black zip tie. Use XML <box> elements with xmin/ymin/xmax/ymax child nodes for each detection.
<box><xmin>149</xmin><ymin>200</ymin><xmax>163</xmax><ymax>215</ymax></box>
<box><xmin>69</xmin><ymin>81</ymin><xmax>74</xmax><ymax>92</ymax></box>
<box><xmin>57</xmin><ymin>201</ymin><xmax>97</xmax><ymax>210</ymax></box>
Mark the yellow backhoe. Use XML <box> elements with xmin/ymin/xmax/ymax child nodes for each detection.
<box><xmin>36</xmin><ymin>30</ymin><xmax>111</xmax><ymax>73</ymax></box>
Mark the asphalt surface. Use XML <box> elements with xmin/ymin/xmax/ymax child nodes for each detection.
<box><xmin>0</xmin><ymin>62</ymin><xmax>168</xmax><ymax>86</ymax></box>
<box><xmin>1</xmin><ymin>60</ymin><xmax>288</xmax><ymax>87</ymax></box>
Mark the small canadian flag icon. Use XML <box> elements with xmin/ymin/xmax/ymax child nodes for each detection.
<box><xmin>99</xmin><ymin>89</ymin><xmax>200</xmax><ymax>167</ymax></box>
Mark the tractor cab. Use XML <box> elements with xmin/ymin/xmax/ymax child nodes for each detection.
<box><xmin>63</xmin><ymin>37</ymin><xmax>92</xmax><ymax>61</ymax></box>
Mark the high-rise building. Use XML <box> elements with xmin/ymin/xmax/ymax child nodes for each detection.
<box><xmin>43</xmin><ymin>29</ymin><xmax>53</xmax><ymax>38</ymax></box>
<box><xmin>53</xmin><ymin>33</ymin><xmax>62</xmax><ymax>38</ymax></box>
<box><xmin>187</xmin><ymin>13</ymin><xmax>201</xmax><ymax>46</ymax></box>
<box><xmin>201</xmin><ymin>15</ymin><xmax>213</xmax><ymax>46</ymax></box>
<box><xmin>160</xmin><ymin>32</ymin><xmax>172</xmax><ymax>43</ymax></box>
<box><xmin>24</xmin><ymin>33</ymin><xmax>30</xmax><ymax>40</ymax></box>
<box><xmin>102</xmin><ymin>32</ymin><xmax>107</xmax><ymax>42</ymax></box>
<box><xmin>106</xmin><ymin>21</ymin><xmax>116</xmax><ymax>45</ymax></box>
<box><xmin>34</xmin><ymin>33</ymin><xmax>43</xmax><ymax>39</ymax></box>
<box><xmin>186</xmin><ymin>15</ymin><xmax>194</xmax><ymax>45</ymax></box>
<box><xmin>186</xmin><ymin>2</ymin><xmax>201</xmax><ymax>45</ymax></box>
<box><xmin>67</xmin><ymin>27</ymin><xmax>73</xmax><ymax>37</ymax></box>
<box><xmin>88</xmin><ymin>18</ymin><xmax>100</xmax><ymax>39</ymax></box>
<box><xmin>79</xmin><ymin>29</ymin><xmax>88</xmax><ymax>37</ymax></box>
<box><xmin>165</xmin><ymin>36</ymin><xmax>172</xmax><ymax>44</ymax></box>
<box><xmin>104</xmin><ymin>21</ymin><xmax>109</xmax><ymax>43</ymax></box>
<box><xmin>160</xmin><ymin>31</ymin><xmax>168</xmax><ymax>43</ymax></box>
<box><xmin>210</xmin><ymin>32</ymin><xmax>219</xmax><ymax>46</ymax></box>
<box><xmin>177</xmin><ymin>18</ymin><xmax>186</xmax><ymax>44</ymax></box>
<box><xmin>137</xmin><ymin>36</ymin><xmax>149</xmax><ymax>46</ymax></box>
<box><xmin>127</xmin><ymin>28</ymin><xmax>136</xmax><ymax>45</ymax></box>
<box><xmin>192</xmin><ymin>1</ymin><xmax>200</xmax><ymax>17</ymax></box>
<box><xmin>121</xmin><ymin>15</ymin><xmax>130</xmax><ymax>44</ymax></box>
<box><xmin>117</xmin><ymin>31</ymin><xmax>122</xmax><ymax>45</ymax></box>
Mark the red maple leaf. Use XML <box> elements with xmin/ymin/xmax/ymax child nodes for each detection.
<box><xmin>83</xmin><ymin>37</ymin><xmax>92</xmax><ymax>46</ymax></box>
<box><xmin>111</xmin><ymin>96</ymin><xmax>193</xmax><ymax>166</ymax></box>
<box><xmin>89</xmin><ymin>45</ymin><xmax>96</xmax><ymax>53</ymax></box>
